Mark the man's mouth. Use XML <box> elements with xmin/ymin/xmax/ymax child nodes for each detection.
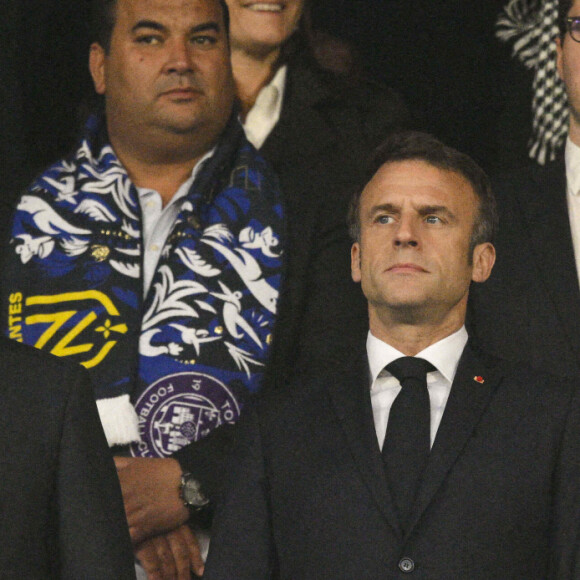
<box><xmin>161</xmin><ymin>87</ymin><xmax>200</xmax><ymax>98</ymax></box>
<box><xmin>388</xmin><ymin>263</ymin><xmax>426</xmax><ymax>273</ymax></box>
<box><xmin>243</xmin><ymin>3</ymin><xmax>285</xmax><ymax>13</ymax></box>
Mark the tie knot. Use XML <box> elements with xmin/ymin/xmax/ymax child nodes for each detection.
<box><xmin>385</xmin><ymin>357</ymin><xmax>435</xmax><ymax>385</ymax></box>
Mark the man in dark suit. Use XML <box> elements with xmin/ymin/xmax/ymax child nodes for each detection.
<box><xmin>203</xmin><ymin>131</ymin><xmax>580</xmax><ymax>579</ymax></box>
<box><xmin>468</xmin><ymin>0</ymin><xmax>580</xmax><ymax>377</ymax></box>
<box><xmin>0</xmin><ymin>336</ymin><xmax>135</xmax><ymax>578</ymax></box>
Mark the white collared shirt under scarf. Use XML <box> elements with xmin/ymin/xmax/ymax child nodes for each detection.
<box><xmin>136</xmin><ymin>148</ymin><xmax>214</xmax><ymax>296</ymax></box>
<box><xmin>368</xmin><ymin>326</ymin><xmax>468</xmax><ymax>450</ymax></box>
<box><xmin>565</xmin><ymin>136</ymin><xmax>580</xmax><ymax>289</ymax></box>
<box><xmin>242</xmin><ymin>65</ymin><xmax>287</xmax><ymax>149</ymax></box>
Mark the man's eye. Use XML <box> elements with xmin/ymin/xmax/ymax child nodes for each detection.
<box><xmin>377</xmin><ymin>215</ymin><xmax>394</xmax><ymax>224</ymax></box>
<box><xmin>425</xmin><ymin>215</ymin><xmax>442</xmax><ymax>224</ymax></box>
<box><xmin>191</xmin><ymin>35</ymin><xmax>217</xmax><ymax>46</ymax></box>
<box><xmin>136</xmin><ymin>35</ymin><xmax>161</xmax><ymax>45</ymax></box>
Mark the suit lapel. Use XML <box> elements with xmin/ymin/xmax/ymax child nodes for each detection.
<box><xmin>406</xmin><ymin>344</ymin><xmax>501</xmax><ymax>535</ymax></box>
<box><xmin>519</xmin><ymin>160</ymin><xmax>580</xmax><ymax>361</ymax></box>
<box><xmin>325</xmin><ymin>346</ymin><xmax>403</xmax><ymax>540</ymax></box>
<box><xmin>260</xmin><ymin>64</ymin><xmax>338</xmax><ymax>174</ymax></box>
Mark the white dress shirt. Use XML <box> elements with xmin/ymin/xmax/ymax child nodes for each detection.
<box><xmin>242</xmin><ymin>65</ymin><xmax>287</xmax><ymax>150</ymax></box>
<box><xmin>136</xmin><ymin>149</ymin><xmax>214</xmax><ymax>295</ymax></box>
<box><xmin>565</xmin><ymin>137</ymin><xmax>580</xmax><ymax>288</ymax></box>
<box><xmin>367</xmin><ymin>327</ymin><xmax>468</xmax><ymax>450</ymax></box>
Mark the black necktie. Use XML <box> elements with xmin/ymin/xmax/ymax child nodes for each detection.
<box><xmin>382</xmin><ymin>356</ymin><xmax>435</xmax><ymax>530</ymax></box>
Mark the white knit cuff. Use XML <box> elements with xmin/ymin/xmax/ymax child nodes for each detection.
<box><xmin>96</xmin><ymin>394</ymin><xmax>140</xmax><ymax>447</ymax></box>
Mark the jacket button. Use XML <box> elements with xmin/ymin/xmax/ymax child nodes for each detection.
<box><xmin>399</xmin><ymin>558</ymin><xmax>415</xmax><ymax>573</ymax></box>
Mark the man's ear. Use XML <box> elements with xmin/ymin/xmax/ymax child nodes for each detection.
<box><xmin>471</xmin><ymin>242</ymin><xmax>496</xmax><ymax>284</ymax></box>
<box><xmin>89</xmin><ymin>43</ymin><xmax>107</xmax><ymax>95</ymax></box>
<box><xmin>351</xmin><ymin>242</ymin><xmax>362</xmax><ymax>283</ymax></box>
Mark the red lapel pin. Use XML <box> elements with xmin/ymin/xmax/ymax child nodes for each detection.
<box><xmin>473</xmin><ymin>376</ymin><xmax>485</xmax><ymax>384</ymax></box>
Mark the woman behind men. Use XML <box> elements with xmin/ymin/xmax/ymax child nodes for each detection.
<box><xmin>225</xmin><ymin>0</ymin><xmax>410</xmax><ymax>386</ymax></box>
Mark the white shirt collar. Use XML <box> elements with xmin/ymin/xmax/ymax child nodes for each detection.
<box><xmin>565</xmin><ymin>136</ymin><xmax>580</xmax><ymax>197</ymax></box>
<box><xmin>135</xmin><ymin>147</ymin><xmax>215</xmax><ymax>206</ymax></box>
<box><xmin>367</xmin><ymin>326</ymin><xmax>468</xmax><ymax>387</ymax></box>
<box><xmin>243</xmin><ymin>65</ymin><xmax>287</xmax><ymax>150</ymax></box>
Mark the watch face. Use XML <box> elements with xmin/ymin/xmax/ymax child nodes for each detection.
<box><xmin>183</xmin><ymin>476</ymin><xmax>209</xmax><ymax>507</ymax></box>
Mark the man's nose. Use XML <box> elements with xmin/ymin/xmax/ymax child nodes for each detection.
<box><xmin>393</xmin><ymin>217</ymin><xmax>419</xmax><ymax>248</ymax></box>
<box><xmin>163</xmin><ymin>39</ymin><xmax>194</xmax><ymax>74</ymax></box>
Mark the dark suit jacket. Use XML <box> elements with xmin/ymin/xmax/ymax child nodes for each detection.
<box><xmin>204</xmin><ymin>342</ymin><xmax>580</xmax><ymax>579</ymax></box>
<box><xmin>261</xmin><ymin>58</ymin><xmax>410</xmax><ymax>386</ymax></box>
<box><xmin>0</xmin><ymin>337</ymin><xmax>135</xmax><ymax>579</ymax></box>
<box><xmin>468</xmin><ymin>157</ymin><xmax>580</xmax><ymax>377</ymax></box>
<box><xmin>174</xmin><ymin>60</ymin><xmax>409</xmax><ymax>498</ymax></box>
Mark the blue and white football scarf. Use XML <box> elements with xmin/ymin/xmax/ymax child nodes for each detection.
<box><xmin>2</xmin><ymin>112</ymin><xmax>285</xmax><ymax>457</ymax></box>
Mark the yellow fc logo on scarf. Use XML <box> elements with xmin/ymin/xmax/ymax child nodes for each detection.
<box><xmin>15</xmin><ymin>290</ymin><xmax>128</xmax><ymax>368</ymax></box>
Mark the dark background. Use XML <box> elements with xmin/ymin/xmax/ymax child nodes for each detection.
<box><xmin>1</xmin><ymin>0</ymin><xmax>532</xmax><ymax>199</ymax></box>
<box><xmin>313</xmin><ymin>0</ymin><xmax>532</xmax><ymax>171</ymax></box>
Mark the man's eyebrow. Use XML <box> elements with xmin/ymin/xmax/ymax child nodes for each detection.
<box><xmin>131</xmin><ymin>20</ymin><xmax>166</xmax><ymax>34</ymax></box>
<box><xmin>367</xmin><ymin>203</ymin><xmax>457</xmax><ymax>219</ymax></box>
<box><xmin>417</xmin><ymin>205</ymin><xmax>456</xmax><ymax>219</ymax></box>
<box><xmin>131</xmin><ymin>21</ymin><xmax>221</xmax><ymax>34</ymax></box>
<box><xmin>189</xmin><ymin>22</ymin><xmax>221</xmax><ymax>34</ymax></box>
<box><xmin>369</xmin><ymin>203</ymin><xmax>399</xmax><ymax>215</ymax></box>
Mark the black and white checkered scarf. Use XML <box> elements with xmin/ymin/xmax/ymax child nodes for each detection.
<box><xmin>497</xmin><ymin>0</ymin><xmax>568</xmax><ymax>164</ymax></box>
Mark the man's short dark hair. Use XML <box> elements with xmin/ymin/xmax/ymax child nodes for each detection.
<box><xmin>347</xmin><ymin>131</ymin><xmax>498</xmax><ymax>255</ymax></box>
<box><xmin>90</xmin><ymin>0</ymin><xmax>230</xmax><ymax>53</ymax></box>
<box><xmin>559</xmin><ymin>0</ymin><xmax>574</xmax><ymax>38</ymax></box>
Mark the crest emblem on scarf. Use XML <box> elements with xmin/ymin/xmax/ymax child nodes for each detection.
<box><xmin>130</xmin><ymin>371</ymin><xmax>241</xmax><ymax>457</ymax></box>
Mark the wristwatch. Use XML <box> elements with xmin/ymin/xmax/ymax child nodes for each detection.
<box><xmin>180</xmin><ymin>472</ymin><xmax>210</xmax><ymax>511</ymax></box>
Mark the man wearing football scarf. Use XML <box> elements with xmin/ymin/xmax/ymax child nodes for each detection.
<box><xmin>1</xmin><ymin>0</ymin><xmax>284</xmax><ymax>576</ymax></box>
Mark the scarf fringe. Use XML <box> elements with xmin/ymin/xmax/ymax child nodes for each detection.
<box><xmin>496</xmin><ymin>0</ymin><xmax>543</xmax><ymax>68</ymax></box>
<box><xmin>496</xmin><ymin>0</ymin><xmax>568</xmax><ymax>165</ymax></box>
<box><xmin>96</xmin><ymin>394</ymin><xmax>141</xmax><ymax>447</ymax></box>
